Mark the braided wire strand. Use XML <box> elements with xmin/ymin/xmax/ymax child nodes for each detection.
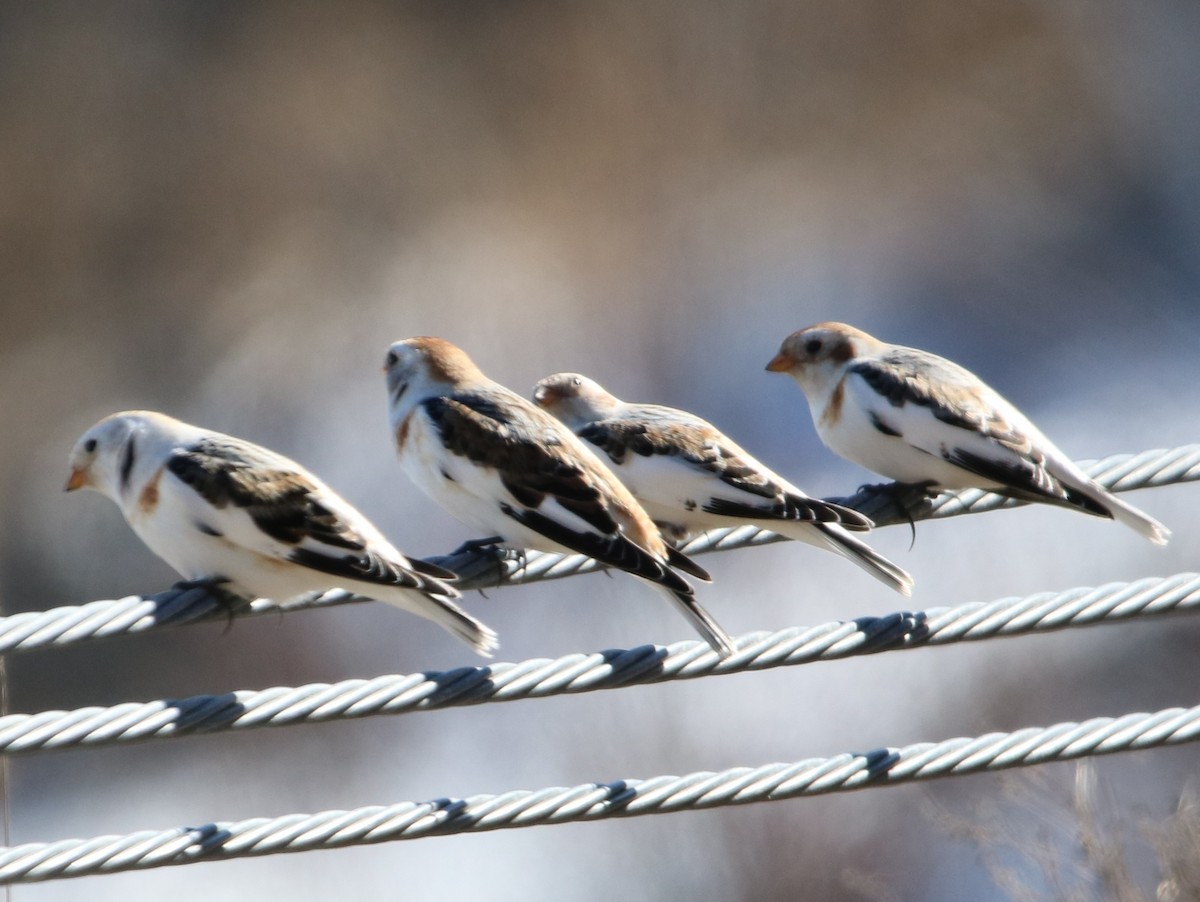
<box><xmin>3</xmin><ymin>445</ymin><xmax>1196</xmax><ymax>655</ymax></box>
<box><xmin>0</xmin><ymin>445</ymin><xmax>1194</xmax><ymax>884</ymax></box>
<box><xmin>0</xmin><ymin>703</ymin><xmax>1197</xmax><ymax>883</ymax></box>
<box><xmin>1</xmin><ymin>572</ymin><xmax>1197</xmax><ymax>756</ymax></box>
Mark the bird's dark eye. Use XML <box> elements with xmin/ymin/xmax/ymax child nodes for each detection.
<box><xmin>571</xmin><ymin>377</ymin><xmax>582</xmax><ymax>387</ymax></box>
<box><xmin>804</xmin><ymin>338</ymin><xmax>823</xmax><ymax>355</ymax></box>
<box><xmin>385</xmin><ymin>350</ymin><xmax>399</xmax><ymax>368</ymax></box>
<box><xmin>84</xmin><ymin>438</ymin><xmax>97</xmax><ymax>453</ymax></box>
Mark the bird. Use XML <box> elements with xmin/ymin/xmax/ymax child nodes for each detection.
<box><xmin>532</xmin><ymin>372</ymin><xmax>914</xmax><ymax>596</ymax></box>
<box><xmin>765</xmin><ymin>322</ymin><xmax>1170</xmax><ymax>544</ymax></box>
<box><xmin>383</xmin><ymin>337</ymin><xmax>736</xmax><ymax>657</ymax></box>
<box><xmin>65</xmin><ymin>410</ymin><xmax>499</xmax><ymax>656</ymax></box>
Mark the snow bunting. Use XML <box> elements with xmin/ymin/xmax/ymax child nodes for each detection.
<box><xmin>766</xmin><ymin>323</ymin><xmax>1170</xmax><ymax>544</ymax></box>
<box><xmin>533</xmin><ymin>373</ymin><xmax>914</xmax><ymax>596</ymax></box>
<box><xmin>65</xmin><ymin>411</ymin><xmax>499</xmax><ymax>655</ymax></box>
<box><xmin>384</xmin><ymin>338</ymin><xmax>736</xmax><ymax>656</ymax></box>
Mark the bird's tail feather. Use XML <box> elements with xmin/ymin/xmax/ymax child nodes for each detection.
<box><xmin>653</xmin><ymin>583</ymin><xmax>735</xmax><ymax>658</ymax></box>
<box><xmin>665</xmin><ymin>544</ymin><xmax>712</xmax><ymax>582</ymax></box>
<box><xmin>1085</xmin><ymin>483</ymin><xmax>1170</xmax><ymax>546</ymax></box>
<box><xmin>1051</xmin><ymin>461</ymin><xmax>1170</xmax><ymax>546</ymax></box>
<box><xmin>383</xmin><ymin>589</ymin><xmax>499</xmax><ymax>657</ymax></box>
<box><xmin>797</xmin><ymin>522</ymin><xmax>914</xmax><ymax>596</ymax></box>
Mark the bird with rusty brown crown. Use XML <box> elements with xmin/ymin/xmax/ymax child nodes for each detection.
<box><xmin>384</xmin><ymin>337</ymin><xmax>737</xmax><ymax>656</ymax></box>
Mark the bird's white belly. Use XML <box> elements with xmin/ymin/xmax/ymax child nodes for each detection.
<box><xmin>819</xmin><ymin>392</ymin><xmax>998</xmax><ymax>490</ymax></box>
<box><xmin>124</xmin><ymin>482</ymin><xmax>221</xmax><ymax>579</ymax></box>
<box><xmin>125</xmin><ymin>487</ymin><xmax>321</xmax><ymax>600</ymax></box>
<box><xmin>402</xmin><ymin>425</ymin><xmax>501</xmax><ymax>533</ymax></box>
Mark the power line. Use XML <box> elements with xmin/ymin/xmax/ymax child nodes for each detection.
<box><xmin>1</xmin><ymin>703</ymin><xmax>1196</xmax><ymax>884</ymax></box>
<box><xmin>0</xmin><ymin>573</ymin><xmax>1196</xmax><ymax>756</ymax></box>
<box><xmin>0</xmin><ymin>443</ymin><xmax>1194</xmax><ymax>885</ymax></box>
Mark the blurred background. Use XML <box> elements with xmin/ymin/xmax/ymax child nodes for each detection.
<box><xmin>2</xmin><ymin>1</ymin><xmax>1199</xmax><ymax>898</ymax></box>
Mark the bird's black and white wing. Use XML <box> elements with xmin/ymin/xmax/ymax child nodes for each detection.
<box><xmin>578</xmin><ymin>407</ymin><xmax>872</xmax><ymax>530</ymax></box>
<box><xmin>167</xmin><ymin>436</ymin><xmax>458</xmax><ymax>596</ymax></box>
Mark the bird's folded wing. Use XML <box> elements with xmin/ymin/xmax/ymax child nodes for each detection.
<box><xmin>425</xmin><ymin>392</ymin><xmax>625</xmax><ymax>536</ymax></box>
<box><xmin>849</xmin><ymin>353</ymin><xmax>1037</xmax><ymax>457</ymax></box>
<box><xmin>581</xmin><ymin>414</ymin><xmax>871</xmax><ymax>530</ymax></box>
<box><xmin>167</xmin><ymin>439</ymin><xmax>447</xmax><ymax>593</ymax></box>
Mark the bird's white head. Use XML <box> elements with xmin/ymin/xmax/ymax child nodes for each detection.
<box><xmin>766</xmin><ymin>322</ymin><xmax>880</xmax><ymax>397</ymax></box>
<box><xmin>65</xmin><ymin>411</ymin><xmax>187</xmax><ymax>501</ymax></box>
<box><xmin>531</xmin><ymin>373</ymin><xmax>620</xmax><ymax>430</ymax></box>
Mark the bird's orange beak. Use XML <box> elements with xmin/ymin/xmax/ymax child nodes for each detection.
<box><xmin>765</xmin><ymin>350</ymin><xmax>792</xmax><ymax>373</ymax></box>
<box><xmin>64</xmin><ymin>467</ymin><xmax>87</xmax><ymax>492</ymax></box>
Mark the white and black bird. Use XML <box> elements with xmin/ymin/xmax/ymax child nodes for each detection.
<box><xmin>766</xmin><ymin>322</ymin><xmax>1170</xmax><ymax>544</ymax></box>
<box><xmin>65</xmin><ymin>411</ymin><xmax>498</xmax><ymax>655</ymax></box>
<box><xmin>384</xmin><ymin>337</ymin><xmax>736</xmax><ymax>657</ymax></box>
<box><xmin>533</xmin><ymin>372</ymin><xmax>913</xmax><ymax>596</ymax></box>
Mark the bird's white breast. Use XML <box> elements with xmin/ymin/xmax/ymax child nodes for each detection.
<box><xmin>122</xmin><ymin>467</ymin><xmax>285</xmax><ymax>594</ymax></box>
<box><xmin>398</xmin><ymin>411</ymin><xmax>502</xmax><ymax>535</ymax></box>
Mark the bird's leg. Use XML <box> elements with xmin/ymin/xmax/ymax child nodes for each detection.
<box><xmin>854</xmin><ymin>479</ymin><xmax>938</xmax><ymax>499</ymax></box>
<box><xmin>449</xmin><ymin>535</ymin><xmax>506</xmax><ymax>555</ymax></box>
<box><xmin>478</xmin><ymin>546</ymin><xmax>528</xmax><ymax>590</ymax></box>
<box><xmin>169</xmin><ymin>576</ymin><xmax>248</xmax><ymax>632</ymax></box>
<box><xmin>445</xmin><ymin>536</ymin><xmax>529</xmax><ymax>588</ymax></box>
<box><xmin>448</xmin><ymin>535</ymin><xmax>524</xmax><ymax>570</ymax></box>
<box><xmin>856</xmin><ymin>480</ymin><xmax>939</xmax><ymax>548</ymax></box>
<box><xmin>171</xmin><ymin>575</ymin><xmax>230</xmax><ymax>592</ymax></box>
<box><xmin>505</xmin><ymin>546</ymin><xmax>529</xmax><ymax>576</ymax></box>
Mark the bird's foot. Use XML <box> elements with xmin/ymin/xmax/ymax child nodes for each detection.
<box><xmin>478</xmin><ymin>546</ymin><xmax>528</xmax><ymax>590</ymax></box>
<box><xmin>855</xmin><ymin>479</ymin><xmax>937</xmax><ymax>499</ymax></box>
<box><xmin>170</xmin><ymin>577</ymin><xmax>247</xmax><ymax>632</ymax></box>
<box><xmin>653</xmin><ymin>520</ymin><xmax>691</xmax><ymax>545</ymax></box>
<box><xmin>171</xmin><ymin>575</ymin><xmax>233</xmax><ymax>595</ymax></box>
<box><xmin>448</xmin><ymin>535</ymin><xmax>506</xmax><ymax>556</ymax></box>
<box><xmin>856</xmin><ymin>481</ymin><xmax>939</xmax><ymax>549</ymax></box>
<box><xmin>502</xmin><ymin>546</ymin><xmax>528</xmax><ymax>572</ymax></box>
<box><xmin>445</xmin><ymin>536</ymin><xmax>528</xmax><ymax>587</ymax></box>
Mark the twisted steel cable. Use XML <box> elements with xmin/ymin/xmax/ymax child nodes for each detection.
<box><xmin>3</xmin><ymin>445</ymin><xmax>1196</xmax><ymax>655</ymax></box>
<box><xmin>0</xmin><ymin>703</ymin><xmax>1196</xmax><ymax>884</ymax></box>
<box><xmin>1</xmin><ymin>572</ymin><xmax>1197</xmax><ymax>756</ymax></box>
<box><xmin>0</xmin><ymin>445</ymin><xmax>1195</xmax><ymax>885</ymax></box>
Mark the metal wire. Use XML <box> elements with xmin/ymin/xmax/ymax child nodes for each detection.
<box><xmin>0</xmin><ymin>444</ymin><xmax>1194</xmax><ymax>885</ymax></box>
<box><xmin>1</xmin><ymin>702</ymin><xmax>1196</xmax><ymax>884</ymax></box>
<box><xmin>1</xmin><ymin>572</ymin><xmax>1197</xmax><ymax>756</ymax></box>
<box><xmin>3</xmin><ymin>445</ymin><xmax>1195</xmax><ymax>655</ymax></box>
